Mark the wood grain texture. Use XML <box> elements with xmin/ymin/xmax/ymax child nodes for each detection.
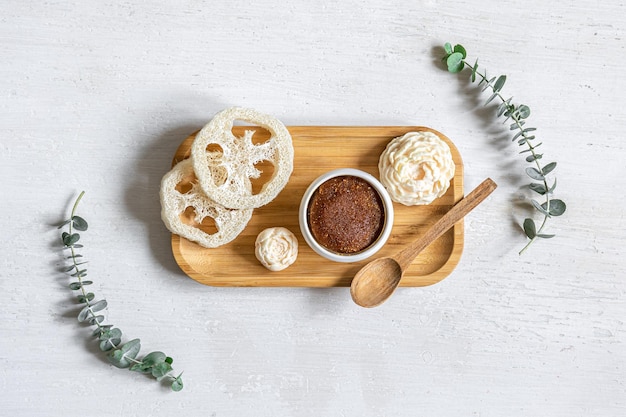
<box><xmin>170</xmin><ymin>126</ymin><xmax>464</xmax><ymax>287</ymax></box>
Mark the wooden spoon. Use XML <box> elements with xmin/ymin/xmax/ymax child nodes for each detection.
<box><xmin>350</xmin><ymin>178</ymin><xmax>497</xmax><ymax>308</ymax></box>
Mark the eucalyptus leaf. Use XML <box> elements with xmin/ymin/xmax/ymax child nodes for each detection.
<box><xmin>100</xmin><ymin>338</ymin><xmax>121</xmax><ymax>352</ymax></box>
<box><xmin>77</xmin><ymin>292</ymin><xmax>95</xmax><ymax>303</ymax></box>
<box><xmin>497</xmin><ymin>98</ymin><xmax>512</xmax><ymax>117</ymax></box>
<box><xmin>62</xmin><ymin>232</ymin><xmax>80</xmax><ymax>247</ymax></box>
<box><xmin>523</xmin><ymin>218</ymin><xmax>536</xmax><ymax>239</ymax></box>
<box><xmin>537</xmin><ymin>233</ymin><xmax>556</xmax><ymax>239</ymax></box>
<box><xmin>526</xmin><ymin>154</ymin><xmax>542</xmax><ymax>162</ymax></box>
<box><xmin>143</xmin><ymin>351</ymin><xmax>167</xmax><ymax>366</ymax></box>
<box><xmin>548</xmin><ymin>178</ymin><xmax>558</xmax><ymax>193</ymax></box>
<box><xmin>71</xmin><ymin>215</ymin><xmax>88</xmax><ymax>231</ymax></box>
<box><xmin>130</xmin><ymin>351</ymin><xmax>168</xmax><ymax>373</ymax></box>
<box><xmin>512</xmin><ymin>130</ymin><xmax>525</xmax><ymax>141</ymax></box>
<box><xmin>503</xmin><ymin>103</ymin><xmax>515</xmax><ymax>118</ymax></box>
<box><xmin>100</xmin><ymin>328</ymin><xmax>122</xmax><ymax>341</ymax></box>
<box><xmin>69</xmin><ymin>280</ymin><xmax>92</xmax><ymax>290</ymax></box>
<box><xmin>77</xmin><ymin>305</ymin><xmax>92</xmax><ymax>322</ymax></box>
<box><xmin>518</xmin><ymin>105</ymin><xmax>531</xmax><ymax>118</ymax></box>
<box><xmin>513</xmin><ymin>127</ymin><xmax>535</xmax><ymax>142</ymax></box>
<box><xmin>471</xmin><ymin>58</ymin><xmax>478</xmax><ymax>82</ymax></box>
<box><xmin>57</xmin><ymin>219</ymin><xmax>72</xmax><ymax>229</ymax></box>
<box><xmin>129</xmin><ymin>363</ymin><xmax>149</xmax><ymax>373</ymax></box>
<box><xmin>542</xmin><ymin>199</ymin><xmax>566</xmax><ymax>216</ymax></box>
<box><xmin>88</xmin><ymin>315</ymin><xmax>105</xmax><ymax>325</ymax></box>
<box><xmin>108</xmin><ymin>350</ymin><xmax>129</xmax><ymax>368</ymax></box>
<box><xmin>542</xmin><ymin>162</ymin><xmax>557</xmax><ymax>176</ymax></box>
<box><xmin>525</xmin><ymin>167</ymin><xmax>544</xmax><ymax>180</ymax></box>
<box><xmin>485</xmin><ymin>92</ymin><xmax>499</xmax><ymax>105</ymax></box>
<box><xmin>531</xmin><ymin>199</ymin><xmax>549</xmax><ymax>216</ymax></box>
<box><xmin>92</xmin><ymin>325</ymin><xmax>113</xmax><ymax>337</ymax></box>
<box><xmin>76</xmin><ymin>298</ymin><xmax>103</xmax><ymax>322</ymax></box>
<box><xmin>122</xmin><ymin>339</ymin><xmax>141</xmax><ymax>359</ymax></box>
<box><xmin>529</xmin><ymin>183</ymin><xmax>547</xmax><ymax>195</ymax></box>
<box><xmin>478</xmin><ymin>69</ymin><xmax>487</xmax><ymax>85</ymax></box>
<box><xmin>99</xmin><ymin>328</ymin><xmax>122</xmax><ymax>352</ymax></box>
<box><xmin>151</xmin><ymin>361</ymin><xmax>173</xmax><ymax>380</ymax></box>
<box><xmin>494</xmin><ymin>75</ymin><xmax>506</xmax><ymax>92</ymax></box>
<box><xmin>497</xmin><ymin>102</ymin><xmax>507</xmax><ymax>117</ymax></box>
<box><xmin>108</xmin><ymin>339</ymin><xmax>141</xmax><ymax>369</ymax></box>
<box><xmin>482</xmin><ymin>76</ymin><xmax>496</xmax><ymax>91</ymax></box>
<box><xmin>90</xmin><ymin>299</ymin><xmax>108</xmax><ymax>313</ymax></box>
<box><xmin>446</xmin><ymin>52</ymin><xmax>464</xmax><ymax>73</ymax></box>
<box><xmin>171</xmin><ymin>377</ymin><xmax>184</xmax><ymax>392</ymax></box>
<box><xmin>453</xmin><ymin>44</ymin><xmax>467</xmax><ymax>58</ymax></box>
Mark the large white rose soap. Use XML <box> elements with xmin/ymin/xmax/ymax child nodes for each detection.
<box><xmin>378</xmin><ymin>131</ymin><xmax>455</xmax><ymax>206</ymax></box>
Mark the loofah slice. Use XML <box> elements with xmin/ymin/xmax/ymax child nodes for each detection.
<box><xmin>191</xmin><ymin>107</ymin><xmax>294</xmax><ymax>209</ymax></box>
<box><xmin>160</xmin><ymin>159</ymin><xmax>253</xmax><ymax>248</ymax></box>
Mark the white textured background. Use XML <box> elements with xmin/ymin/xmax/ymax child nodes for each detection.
<box><xmin>1</xmin><ymin>1</ymin><xmax>624</xmax><ymax>416</ymax></box>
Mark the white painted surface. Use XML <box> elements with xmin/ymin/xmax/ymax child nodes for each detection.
<box><xmin>1</xmin><ymin>0</ymin><xmax>624</xmax><ymax>415</ymax></box>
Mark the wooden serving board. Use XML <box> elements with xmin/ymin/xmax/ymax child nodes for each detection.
<box><xmin>170</xmin><ymin>126</ymin><xmax>464</xmax><ymax>287</ymax></box>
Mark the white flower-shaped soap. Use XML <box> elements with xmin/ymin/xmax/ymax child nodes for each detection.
<box><xmin>255</xmin><ymin>227</ymin><xmax>298</xmax><ymax>271</ymax></box>
<box><xmin>378</xmin><ymin>131</ymin><xmax>455</xmax><ymax>205</ymax></box>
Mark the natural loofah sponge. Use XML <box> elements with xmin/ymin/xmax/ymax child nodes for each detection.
<box><xmin>160</xmin><ymin>159</ymin><xmax>253</xmax><ymax>248</ymax></box>
<box><xmin>191</xmin><ymin>107</ymin><xmax>294</xmax><ymax>210</ymax></box>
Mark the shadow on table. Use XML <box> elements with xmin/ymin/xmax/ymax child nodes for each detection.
<box><xmin>124</xmin><ymin>121</ymin><xmax>204</xmax><ymax>277</ymax></box>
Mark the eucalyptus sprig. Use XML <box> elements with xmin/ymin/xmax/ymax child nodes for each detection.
<box><xmin>442</xmin><ymin>43</ymin><xmax>566</xmax><ymax>254</ymax></box>
<box><xmin>59</xmin><ymin>192</ymin><xmax>184</xmax><ymax>391</ymax></box>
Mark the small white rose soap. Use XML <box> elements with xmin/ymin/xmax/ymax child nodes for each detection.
<box><xmin>255</xmin><ymin>227</ymin><xmax>298</xmax><ymax>271</ymax></box>
<box><xmin>378</xmin><ymin>131</ymin><xmax>455</xmax><ymax>206</ymax></box>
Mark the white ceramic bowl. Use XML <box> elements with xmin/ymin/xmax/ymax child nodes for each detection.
<box><xmin>298</xmin><ymin>168</ymin><xmax>394</xmax><ymax>263</ymax></box>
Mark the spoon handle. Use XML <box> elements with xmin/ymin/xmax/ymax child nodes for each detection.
<box><xmin>393</xmin><ymin>178</ymin><xmax>498</xmax><ymax>272</ymax></box>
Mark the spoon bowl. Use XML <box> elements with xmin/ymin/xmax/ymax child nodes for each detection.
<box><xmin>350</xmin><ymin>178</ymin><xmax>497</xmax><ymax>308</ymax></box>
<box><xmin>350</xmin><ymin>257</ymin><xmax>403</xmax><ymax>308</ymax></box>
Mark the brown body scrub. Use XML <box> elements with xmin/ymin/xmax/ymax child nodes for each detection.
<box><xmin>307</xmin><ymin>175</ymin><xmax>385</xmax><ymax>254</ymax></box>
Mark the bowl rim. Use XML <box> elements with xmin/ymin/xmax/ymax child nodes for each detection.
<box><xmin>298</xmin><ymin>168</ymin><xmax>394</xmax><ymax>263</ymax></box>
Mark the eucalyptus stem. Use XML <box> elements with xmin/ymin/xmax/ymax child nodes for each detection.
<box><xmin>442</xmin><ymin>43</ymin><xmax>566</xmax><ymax>254</ymax></box>
<box><xmin>59</xmin><ymin>192</ymin><xmax>184</xmax><ymax>391</ymax></box>
<box><xmin>67</xmin><ymin>192</ymin><xmax>108</xmax><ymax>335</ymax></box>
